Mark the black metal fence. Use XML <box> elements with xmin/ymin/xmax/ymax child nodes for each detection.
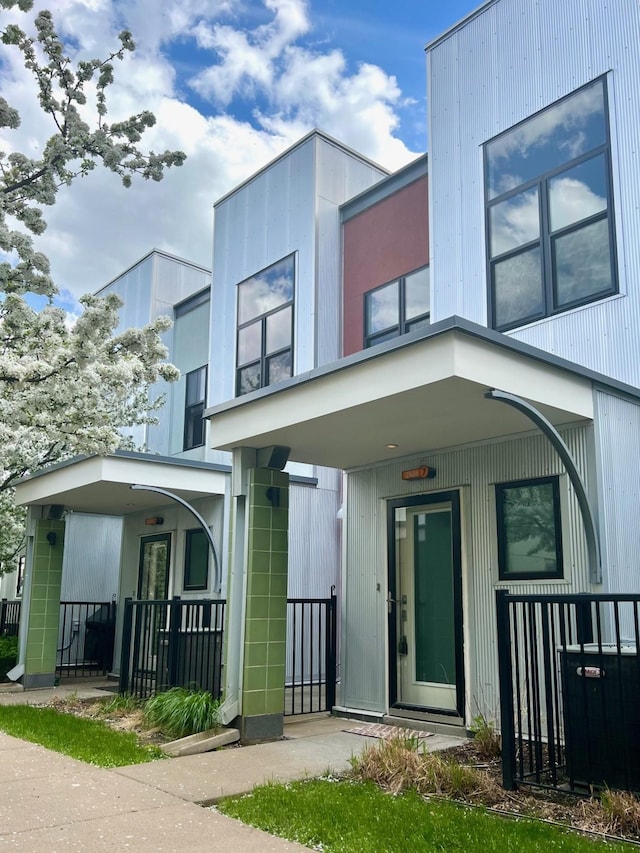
<box><xmin>285</xmin><ymin>591</ymin><xmax>337</xmax><ymax>715</ymax></box>
<box><xmin>0</xmin><ymin>599</ymin><xmax>21</xmax><ymax>636</ymax></box>
<box><xmin>496</xmin><ymin>589</ymin><xmax>640</xmax><ymax>795</ymax></box>
<box><xmin>119</xmin><ymin>597</ymin><xmax>226</xmax><ymax>700</ymax></box>
<box><xmin>57</xmin><ymin>601</ymin><xmax>116</xmax><ymax>678</ymax></box>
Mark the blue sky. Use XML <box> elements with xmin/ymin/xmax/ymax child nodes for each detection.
<box><xmin>1</xmin><ymin>0</ymin><xmax>482</xmax><ymax>306</ymax></box>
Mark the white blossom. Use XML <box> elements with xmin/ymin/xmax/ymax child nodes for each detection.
<box><xmin>0</xmin><ymin>3</ymin><xmax>184</xmax><ymax>571</ymax></box>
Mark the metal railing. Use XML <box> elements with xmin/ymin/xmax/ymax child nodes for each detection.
<box><xmin>57</xmin><ymin>601</ymin><xmax>116</xmax><ymax>678</ymax></box>
<box><xmin>496</xmin><ymin>589</ymin><xmax>640</xmax><ymax>795</ymax></box>
<box><xmin>285</xmin><ymin>590</ymin><xmax>337</xmax><ymax>716</ymax></box>
<box><xmin>0</xmin><ymin>599</ymin><xmax>21</xmax><ymax>636</ymax></box>
<box><xmin>119</xmin><ymin>597</ymin><xmax>226</xmax><ymax>700</ymax></box>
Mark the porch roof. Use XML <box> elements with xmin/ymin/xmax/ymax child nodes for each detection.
<box><xmin>204</xmin><ymin>318</ymin><xmax>604</xmax><ymax>470</ymax></box>
<box><xmin>14</xmin><ymin>451</ymin><xmax>229</xmax><ymax>515</ymax></box>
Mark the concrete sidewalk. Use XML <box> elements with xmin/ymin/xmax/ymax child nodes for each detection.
<box><xmin>0</xmin><ymin>682</ymin><xmax>465</xmax><ymax>851</ymax></box>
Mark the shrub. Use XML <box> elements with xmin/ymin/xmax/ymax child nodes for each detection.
<box><xmin>0</xmin><ymin>635</ymin><xmax>18</xmax><ymax>681</ymax></box>
<box><xmin>349</xmin><ymin>736</ymin><xmax>501</xmax><ymax>804</ymax></box>
<box><xmin>469</xmin><ymin>713</ymin><xmax>502</xmax><ymax>759</ymax></box>
<box><xmin>143</xmin><ymin>687</ymin><xmax>221</xmax><ymax>738</ymax></box>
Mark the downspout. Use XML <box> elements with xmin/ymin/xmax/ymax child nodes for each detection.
<box><xmin>485</xmin><ymin>389</ymin><xmax>601</xmax><ymax>584</ymax></box>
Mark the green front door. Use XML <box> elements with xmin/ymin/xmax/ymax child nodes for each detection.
<box><xmin>390</xmin><ymin>492</ymin><xmax>463</xmax><ymax>715</ymax></box>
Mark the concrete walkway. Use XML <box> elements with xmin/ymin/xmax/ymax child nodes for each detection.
<box><xmin>0</xmin><ymin>681</ymin><xmax>465</xmax><ymax>852</ymax></box>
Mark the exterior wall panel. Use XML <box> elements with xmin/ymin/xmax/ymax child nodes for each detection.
<box><xmin>593</xmin><ymin>391</ymin><xmax>640</xmax><ymax>597</ymax></box>
<box><xmin>60</xmin><ymin>513</ymin><xmax>122</xmax><ymax>602</ymax></box>
<box><xmin>343</xmin><ymin>176</ymin><xmax>429</xmax><ymax>356</ymax></box>
<box><xmin>428</xmin><ymin>0</ymin><xmax>640</xmax><ymax>386</ymax></box>
<box><xmin>288</xmin><ymin>483</ymin><xmax>340</xmax><ymax>599</ymax></box>
<box><xmin>342</xmin><ymin>426</ymin><xmax>593</xmax><ymax>720</ymax></box>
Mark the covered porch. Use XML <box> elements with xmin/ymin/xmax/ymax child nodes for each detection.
<box><xmin>205</xmin><ymin>318</ymin><xmax>599</xmax><ymax>732</ymax></box>
<box><xmin>14</xmin><ymin>451</ymin><xmax>228</xmax><ymax>690</ymax></box>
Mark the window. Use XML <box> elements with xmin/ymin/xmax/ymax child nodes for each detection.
<box><xmin>495</xmin><ymin>476</ymin><xmax>563</xmax><ymax>580</ymax></box>
<box><xmin>183</xmin><ymin>366</ymin><xmax>207</xmax><ymax>450</ymax></box>
<box><xmin>485</xmin><ymin>77</ymin><xmax>617</xmax><ymax>331</ymax></box>
<box><xmin>236</xmin><ymin>255</ymin><xmax>294</xmax><ymax>396</ymax></box>
<box><xmin>183</xmin><ymin>528</ymin><xmax>209</xmax><ymax>591</ymax></box>
<box><xmin>364</xmin><ymin>266</ymin><xmax>429</xmax><ymax>348</ymax></box>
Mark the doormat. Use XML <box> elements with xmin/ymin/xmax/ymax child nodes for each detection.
<box><xmin>344</xmin><ymin>723</ymin><xmax>434</xmax><ymax>743</ymax></box>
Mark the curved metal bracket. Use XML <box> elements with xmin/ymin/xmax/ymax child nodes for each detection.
<box><xmin>485</xmin><ymin>389</ymin><xmax>601</xmax><ymax>583</ymax></box>
<box><xmin>130</xmin><ymin>484</ymin><xmax>222</xmax><ymax>592</ymax></box>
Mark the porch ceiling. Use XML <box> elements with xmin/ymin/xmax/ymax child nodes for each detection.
<box><xmin>205</xmin><ymin>326</ymin><xmax>595</xmax><ymax>470</ymax></box>
<box><xmin>14</xmin><ymin>453</ymin><xmax>228</xmax><ymax>515</ymax></box>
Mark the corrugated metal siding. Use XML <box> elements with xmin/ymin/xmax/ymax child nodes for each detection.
<box><xmin>288</xmin><ymin>483</ymin><xmax>340</xmax><ymax>599</ymax></box>
<box><xmin>342</xmin><ymin>426</ymin><xmax>593</xmax><ymax>719</ymax></box>
<box><xmin>428</xmin><ymin>0</ymin><xmax>640</xmax><ymax>386</ymax></box>
<box><xmin>594</xmin><ymin>391</ymin><xmax>640</xmax><ymax>596</ymax></box>
<box><xmin>61</xmin><ymin>513</ymin><xmax>122</xmax><ymax>601</ymax></box>
<box><xmin>210</xmin><ymin>135</ymin><xmax>388</xmax><ymax>407</ymax></box>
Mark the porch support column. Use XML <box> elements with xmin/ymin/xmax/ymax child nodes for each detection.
<box><xmin>22</xmin><ymin>517</ymin><xmax>65</xmax><ymax>689</ymax></box>
<box><xmin>239</xmin><ymin>467</ymin><xmax>290</xmax><ymax>742</ymax></box>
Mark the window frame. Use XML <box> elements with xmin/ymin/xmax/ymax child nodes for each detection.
<box><xmin>183</xmin><ymin>365</ymin><xmax>207</xmax><ymax>451</ymax></box>
<box><xmin>235</xmin><ymin>254</ymin><xmax>295</xmax><ymax>396</ymax></box>
<box><xmin>363</xmin><ymin>265</ymin><xmax>430</xmax><ymax>348</ymax></box>
<box><xmin>183</xmin><ymin>528</ymin><xmax>209</xmax><ymax>592</ymax></box>
<box><xmin>495</xmin><ymin>475</ymin><xmax>564</xmax><ymax>581</ymax></box>
<box><xmin>484</xmin><ymin>76</ymin><xmax>618</xmax><ymax>332</ymax></box>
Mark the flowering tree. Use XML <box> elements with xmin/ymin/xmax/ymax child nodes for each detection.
<box><xmin>0</xmin><ymin>1</ymin><xmax>185</xmax><ymax>572</ymax></box>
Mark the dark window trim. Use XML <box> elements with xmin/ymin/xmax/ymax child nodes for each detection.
<box><xmin>235</xmin><ymin>254</ymin><xmax>295</xmax><ymax>396</ymax></box>
<box><xmin>364</xmin><ymin>265</ymin><xmax>430</xmax><ymax>348</ymax></box>
<box><xmin>485</xmin><ymin>75</ymin><xmax>618</xmax><ymax>333</ymax></box>
<box><xmin>183</xmin><ymin>527</ymin><xmax>209</xmax><ymax>591</ymax></box>
<box><xmin>495</xmin><ymin>475</ymin><xmax>564</xmax><ymax>581</ymax></box>
<box><xmin>183</xmin><ymin>365</ymin><xmax>207</xmax><ymax>451</ymax></box>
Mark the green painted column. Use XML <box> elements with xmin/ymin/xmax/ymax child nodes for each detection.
<box><xmin>240</xmin><ymin>467</ymin><xmax>289</xmax><ymax>742</ymax></box>
<box><xmin>23</xmin><ymin>519</ymin><xmax>65</xmax><ymax>689</ymax></box>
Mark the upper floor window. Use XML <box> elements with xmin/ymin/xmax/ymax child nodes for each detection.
<box><xmin>183</xmin><ymin>365</ymin><xmax>207</xmax><ymax>450</ymax></box>
<box><xmin>364</xmin><ymin>266</ymin><xmax>429</xmax><ymax>348</ymax></box>
<box><xmin>236</xmin><ymin>255</ymin><xmax>294</xmax><ymax>396</ymax></box>
<box><xmin>485</xmin><ymin>77</ymin><xmax>617</xmax><ymax>332</ymax></box>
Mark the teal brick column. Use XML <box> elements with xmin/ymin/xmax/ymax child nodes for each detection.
<box><xmin>23</xmin><ymin>519</ymin><xmax>65</xmax><ymax>689</ymax></box>
<box><xmin>240</xmin><ymin>467</ymin><xmax>289</xmax><ymax>742</ymax></box>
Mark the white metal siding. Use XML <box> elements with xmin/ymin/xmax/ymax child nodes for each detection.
<box><xmin>342</xmin><ymin>426</ymin><xmax>593</xmax><ymax>720</ymax></box>
<box><xmin>594</xmin><ymin>391</ymin><xmax>640</xmax><ymax>596</ymax></box>
<box><xmin>288</xmin><ymin>483</ymin><xmax>340</xmax><ymax>599</ymax></box>
<box><xmin>61</xmin><ymin>513</ymin><xmax>122</xmax><ymax>601</ymax></box>
<box><xmin>428</xmin><ymin>0</ymin><xmax>640</xmax><ymax>386</ymax></box>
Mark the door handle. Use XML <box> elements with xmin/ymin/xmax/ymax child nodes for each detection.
<box><xmin>387</xmin><ymin>591</ymin><xmax>395</xmax><ymax>614</ymax></box>
<box><xmin>398</xmin><ymin>635</ymin><xmax>408</xmax><ymax>656</ymax></box>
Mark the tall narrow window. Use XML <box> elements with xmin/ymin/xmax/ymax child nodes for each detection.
<box><xmin>184</xmin><ymin>528</ymin><xmax>209</xmax><ymax>591</ymax></box>
<box><xmin>183</xmin><ymin>366</ymin><xmax>207</xmax><ymax>450</ymax></box>
<box><xmin>364</xmin><ymin>266</ymin><xmax>429</xmax><ymax>348</ymax></box>
<box><xmin>485</xmin><ymin>77</ymin><xmax>616</xmax><ymax>331</ymax></box>
<box><xmin>495</xmin><ymin>476</ymin><xmax>563</xmax><ymax>580</ymax></box>
<box><xmin>236</xmin><ymin>255</ymin><xmax>294</xmax><ymax>396</ymax></box>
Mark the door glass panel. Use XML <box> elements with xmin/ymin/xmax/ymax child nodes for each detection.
<box><xmin>414</xmin><ymin>511</ymin><xmax>455</xmax><ymax>685</ymax></box>
<box><xmin>139</xmin><ymin>535</ymin><xmax>170</xmax><ymax>600</ymax></box>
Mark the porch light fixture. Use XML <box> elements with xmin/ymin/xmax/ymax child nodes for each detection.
<box><xmin>46</xmin><ymin>531</ymin><xmax>57</xmax><ymax>547</ymax></box>
<box><xmin>144</xmin><ymin>516</ymin><xmax>164</xmax><ymax>526</ymax></box>
<box><xmin>386</xmin><ymin>443</ymin><xmax>399</xmax><ymax>449</ymax></box>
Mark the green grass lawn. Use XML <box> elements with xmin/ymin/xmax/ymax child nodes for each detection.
<box><xmin>218</xmin><ymin>779</ymin><xmax>628</xmax><ymax>853</ymax></box>
<box><xmin>0</xmin><ymin>704</ymin><xmax>164</xmax><ymax>767</ymax></box>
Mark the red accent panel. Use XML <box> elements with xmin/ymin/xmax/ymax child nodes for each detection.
<box><xmin>343</xmin><ymin>175</ymin><xmax>429</xmax><ymax>356</ymax></box>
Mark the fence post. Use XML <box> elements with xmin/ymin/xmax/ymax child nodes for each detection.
<box><xmin>325</xmin><ymin>587</ymin><xmax>337</xmax><ymax>710</ymax></box>
<box><xmin>0</xmin><ymin>599</ymin><xmax>6</xmax><ymax>635</ymax></box>
<box><xmin>496</xmin><ymin>589</ymin><xmax>517</xmax><ymax>790</ymax></box>
<box><xmin>167</xmin><ymin>596</ymin><xmax>181</xmax><ymax>688</ymax></box>
<box><xmin>119</xmin><ymin>598</ymin><xmax>133</xmax><ymax>695</ymax></box>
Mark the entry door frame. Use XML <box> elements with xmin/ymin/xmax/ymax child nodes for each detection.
<box><xmin>387</xmin><ymin>489</ymin><xmax>465</xmax><ymax>718</ymax></box>
<box><xmin>137</xmin><ymin>532</ymin><xmax>172</xmax><ymax>600</ymax></box>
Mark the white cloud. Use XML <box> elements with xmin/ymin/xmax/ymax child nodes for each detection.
<box><xmin>0</xmin><ymin>0</ymin><xmax>419</xmax><ymax>302</ymax></box>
